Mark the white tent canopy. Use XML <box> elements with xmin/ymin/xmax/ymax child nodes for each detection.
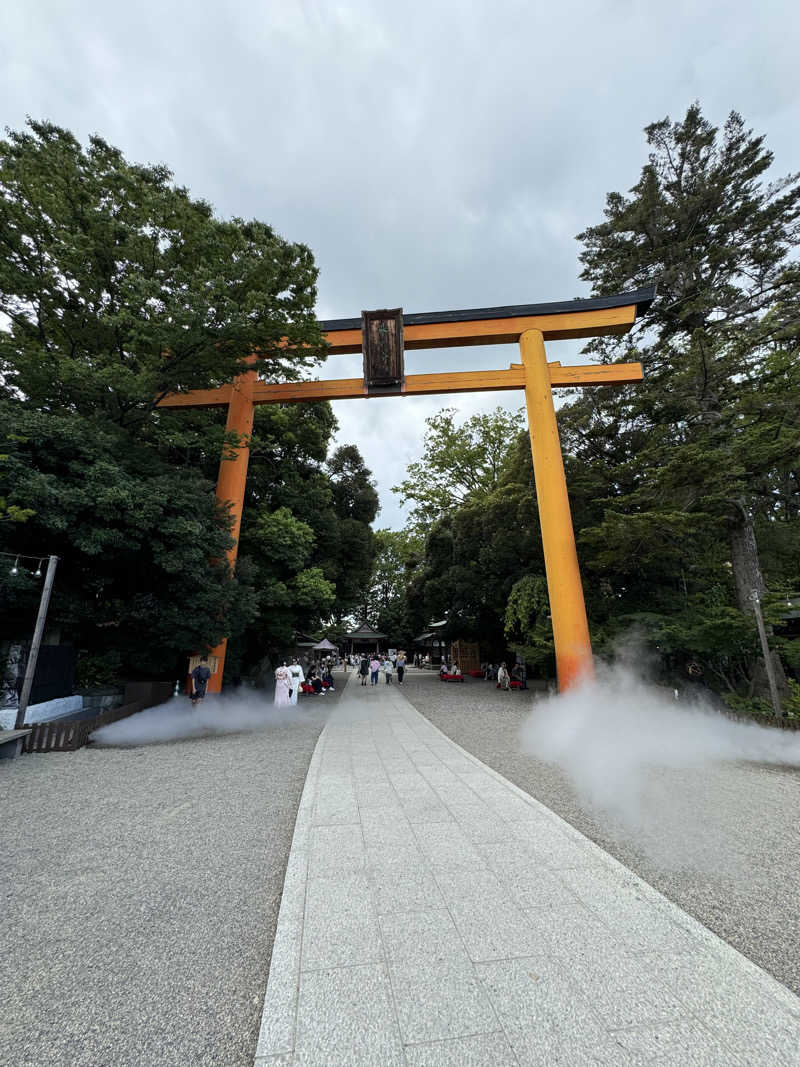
<box><xmin>312</xmin><ymin>638</ymin><xmax>338</xmax><ymax>651</ymax></box>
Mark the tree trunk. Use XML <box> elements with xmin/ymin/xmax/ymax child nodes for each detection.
<box><xmin>730</xmin><ymin>499</ymin><xmax>788</xmax><ymax>700</ymax></box>
<box><xmin>730</xmin><ymin>500</ymin><xmax>764</xmax><ymax>612</ymax></box>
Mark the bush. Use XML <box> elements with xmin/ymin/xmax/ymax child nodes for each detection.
<box><xmin>723</xmin><ymin>680</ymin><xmax>800</xmax><ymax>720</ymax></box>
<box><xmin>75</xmin><ymin>650</ymin><xmax>123</xmax><ymax>689</ymax></box>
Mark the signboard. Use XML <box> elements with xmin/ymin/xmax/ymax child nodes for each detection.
<box><xmin>188</xmin><ymin>653</ymin><xmax>220</xmax><ymax>675</ymax></box>
<box><xmin>362</xmin><ymin>308</ymin><xmax>404</xmax><ymax>394</ymax></box>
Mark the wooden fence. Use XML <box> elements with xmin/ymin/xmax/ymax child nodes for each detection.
<box><xmin>22</xmin><ymin>682</ymin><xmax>173</xmax><ymax>754</ymax></box>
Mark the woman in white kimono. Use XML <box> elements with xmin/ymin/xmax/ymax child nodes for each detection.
<box><xmin>288</xmin><ymin>659</ymin><xmax>304</xmax><ymax>706</ymax></box>
<box><xmin>274</xmin><ymin>663</ymin><xmax>292</xmax><ymax>707</ymax></box>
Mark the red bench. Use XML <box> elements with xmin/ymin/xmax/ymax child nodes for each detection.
<box><xmin>497</xmin><ymin>680</ymin><xmax>523</xmax><ymax>690</ymax></box>
<box><xmin>440</xmin><ymin>673</ymin><xmax>464</xmax><ymax>683</ymax></box>
<box><xmin>467</xmin><ymin>670</ymin><xmax>484</xmax><ymax>678</ymax></box>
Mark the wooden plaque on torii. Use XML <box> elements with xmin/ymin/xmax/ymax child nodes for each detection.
<box><xmin>362</xmin><ymin>308</ymin><xmax>404</xmax><ymax>394</ymax></box>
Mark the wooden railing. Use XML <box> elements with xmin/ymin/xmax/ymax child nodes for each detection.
<box><xmin>22</xmin><ymin>682</ymin><xmax>173</xmax><ymax>753</ymax></box>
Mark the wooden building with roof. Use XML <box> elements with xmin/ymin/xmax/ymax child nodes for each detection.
<box><xmin>345</xmin><ymin>622</ymin><xmax>387</xmax><ymax>655</ymax></box>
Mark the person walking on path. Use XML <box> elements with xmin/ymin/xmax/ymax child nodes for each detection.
<box><xmin>190</xmin><ymin>656</ymin><xmax>211</xmax><ymax>708</ymax></box>
<box><xmin>497</xmin><ymin>661</ymin><xmax>511</xmax><ymax>691</ymax></box>
<box><xmin>383</xmin><ymin>656</ymin><xmax>394</xmax><ymax>684</ymax></box>
<box><xmin>358</xmin><ymin>655</ymin><xmax>369</xmax><ymax>686</ymax></box>
<box><xmin>396</xmin><ymin>652</ymin><xmax>406</xmax><ymax>685</ymax></box>
<box><xmin>369</xmin><ymin>656</ymin><xmax>380</xmax><ymax>686</ymax></box>
<box><xmin>274</xmin><ymin>663</ymin><xmax>292</xmax><ymax>706</ymax></box>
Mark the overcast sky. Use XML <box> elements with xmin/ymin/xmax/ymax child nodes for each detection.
<box><xmin>4</xmin><ymin>0</ymin><xmax>799</xmax><ymax>527</ymax></box>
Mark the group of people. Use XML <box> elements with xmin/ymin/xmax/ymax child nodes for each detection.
<box><xmin>273</xmin><ymin>658</ymin><xmax>337</xmax><ymax>705</ymax></box>
<box><xmin>487</xmin><ymin>661</ymin><xmax>526</xmax><ymax>690</ymax></box>
<box><xmin>356</xmin><ymin>651</ymin><xmax>407</xmax><ymax>686</ymax></box>
<box><xmin>191</xmin><ymin>648</ymin><xmax>529</xmax><ymax>708</ymax></box>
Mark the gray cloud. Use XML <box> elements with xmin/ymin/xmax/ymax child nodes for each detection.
<box><xmin>4</xmin><ymin>0</ymin><xmax>799</xmax><ymax>527</ymax></box>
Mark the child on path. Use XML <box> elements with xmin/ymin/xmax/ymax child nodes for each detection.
<box><xmin>369</xmin><ymin>656</ymin><xmax>380</xmax><ymax>686</ymax></box>
<box><xmin>383</xmin><ymin>657</ymin><xmax>394</xmax><ymax>684</ymax></box>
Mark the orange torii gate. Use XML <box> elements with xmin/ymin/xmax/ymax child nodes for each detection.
<box><xmin>159</xmin><ymin>285</ymin><xmax>655</xmax><ymax>693</ymax></box>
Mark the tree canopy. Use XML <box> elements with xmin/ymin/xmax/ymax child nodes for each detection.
<box><xmin>0</xmin><ymin>121</ymin><xmax>375</xmax><ymax>685</ymax></box>
<box><xmin>392</xmin><ymin>406</ymin><xmax>524</xmax><ymax>530</ymax></box>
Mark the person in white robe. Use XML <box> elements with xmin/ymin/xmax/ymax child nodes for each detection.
<box><xmin>274</xmin><ymin>664</ymin><xmax>292</xmax><ymax>707</ymax></box>
<box><xmin>288</xmin><ymin>659</ymin><xmax>304</xmax><ymax>705</ymax></box>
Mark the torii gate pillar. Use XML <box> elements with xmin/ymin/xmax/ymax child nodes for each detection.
<box><xmin>520</xmin><ymin>329</ymin><xmax>593</xmax><ymax>689</ymax></box>
<box><xmin>203</xmin><ymin>363</ymin><xmax>256</xmax><ymax>695</ymax></box>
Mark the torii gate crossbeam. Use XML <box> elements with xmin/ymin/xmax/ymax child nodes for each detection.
<box><xmin>159</xmin><ymin>285</ymin><xmax>655</xmax><ymax>693</ymax></box>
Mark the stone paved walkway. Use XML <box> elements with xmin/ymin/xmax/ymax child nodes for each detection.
<box><xmin>254</xmin><ymin>673</ymin><xmax>800</xmax><ymax>1066</ymax></box>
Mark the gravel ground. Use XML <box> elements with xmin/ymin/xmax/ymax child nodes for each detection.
<box><xmin>1</xmin><ymin>676</ymin><xmax>346</xmax><ymax>1067</ymax></box>
<box><xmin>401</xmin><ymin>668</ymin><xmax>800</xmax><ymax>997</ymax></box>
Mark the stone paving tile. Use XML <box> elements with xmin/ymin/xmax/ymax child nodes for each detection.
<box><xmin>388</xmin><ymin>958</ymin><xmax>500</xmax><ymax>1044</ymax></box>
<box><xmin>366</xmin><ymin>861</ymin><xmax>446</xmax><ymax>914</ymax></box>
<box><xmin>581</xmin><ymin>888</ymin><xmax>700</xmax><ymax>956</ymax></box>
<box><xmin>474</xmin><ymin>834</ymin><xmax>549</xmax><ymax>869</ymax></box>
<box><xmin>449</xmin><ymin>897</ymin><xmax>542</xmax><ymax>962</ymax></box>
<box><xmin>484</xmin><ymin>856</ymin><xmax>578</xmax><ymax>912</ymax></box>
<box><xmin>570</xmin><ymin>952</ymin><xmax>687</xmax><ymax>1031</ymax></box>
<box><xmin>433</xmin><ymin>862</ymin><xmax>516</xmax><ymax>909</ymax></box>
<box><xmin>365</xmin><ymin>841</ymin><xmax>425</xmax><ymax>870</ymax></box>
<box><xmin>402</xmin><ymin>1031</ymin><xmax>518</xmax><ymax>1067</ymax></box>
<box><xmin>308</xmin><ymin>822</ymin><xmax>366</xmax><ymax>875</ymax></box>
<box><xmin>387</xmin><ymin>771</ymin><xmax>438</xmax><ymax>798</ymax></box>
<box><xmin>360</xmin><ymin>807</ymin><xmax>415</xmax><ymax>838</ymax></box>
<box><xmin>354</xmin><ymin>781</ymin><xmax>397</xmax><ymax>807</ymax></box>
<box><xmin>401</xmin><ymin>797</ymin><xmax>455</xmax><ymax>824</ymax></box>
<box><xmin>380</xmin><ymin>907</ymin><xmax>470</xmax><ymax>963</ymax></box>
<box><xmin>293</xmin><ymin>963</ymin><xmax>404</xmax><ymax>1066</ymax></box>
<box><xmin>416</xmin><ymin>764</ymin><xmax>461</xmax><ymax>784</ymax></box>
<box><xmin>312</xmin><ymin>788</ymin><xmax>359</xmax><ymax>825</ymax></box>
<box><xmin>524</xmin><ymin>901</ymin><xmax>626</xmax><ymax>966</ymax></box>
<box><xmin>301</xmin><ymin>871</ymin><xmax>382</xmax><ymax>971</ymax></box>
<box><xmin>475</xmin><ymin>955</ymin><xmax>611</xmax><ymax>1063</ymax></box>
<box><xmin>412</xmin><ymin>823</ymin><xmax>487</xmax><ymax>870</ymax></box>
<box><xmin>454</xmin><ymin>812</ymin><xmax>518</xmax><ymax>845</ymax></box>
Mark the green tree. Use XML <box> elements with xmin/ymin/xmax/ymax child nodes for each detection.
<box><xmin>228</xmin><ymin>409</ymin><xmax>379</xmax><ymax>672</ymax></box>
<box><xmin>405</xmin><ymin>474</ymin><xmax>548</xmax><ymax>667</ymax></box>
<box><xmin>0</xmin><ymin>400</ymin><xmax>255</xmax><ymax>673</ymax></box>
<box><xmin>0</xmin><ymin>120</ymin><xmax>327</xmax><ymax>680</ymax></box>
<box><xmin>0</xmin><ymin>121</ymin><xmax>324</xmax><ymax>421</ymax></box>
<box><xmin>362</xmin><ymin>528</ymin><xmax>423</xmax><ymax>646</ymax></box>
<box><xmin>504</xmin><ymin>575</ymin><xmax>554</xmax><ymax>672</ymax></box>
<box><xmin>392</xmin><ymin>406</ymin><xmax>524</xmax><ymax>529</ymax></box>
<box><xmin>570</xmin><ymin>103</ymin><xmax>800</xmax><ymax>691</ymax></box>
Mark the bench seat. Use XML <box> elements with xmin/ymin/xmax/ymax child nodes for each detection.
<box><xmin>0</xmin><ymin>729</ymin><xmax>33</xmax><ymax>759</ymax></box>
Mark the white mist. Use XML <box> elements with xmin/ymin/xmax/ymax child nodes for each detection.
<box><xmin>520</xmin><ymin>664</ymin><xmax>800</xmax><ymax>877</ymax></box>
<box><xmin>92</xmin><ymin>689</ymin><xmax>319</xmax><ymax>746</ymax></box>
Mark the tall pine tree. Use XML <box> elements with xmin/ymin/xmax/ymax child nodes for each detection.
<box><xmin>569</xmin><ymin>104</ymin><xmax>800</xmax><ymax>693</ymax></box>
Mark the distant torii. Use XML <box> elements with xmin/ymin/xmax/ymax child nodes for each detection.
<box><xmin>160</xmin><ymin>285</ymin><xmax>656</xmax><ymax>693</ymax></box>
